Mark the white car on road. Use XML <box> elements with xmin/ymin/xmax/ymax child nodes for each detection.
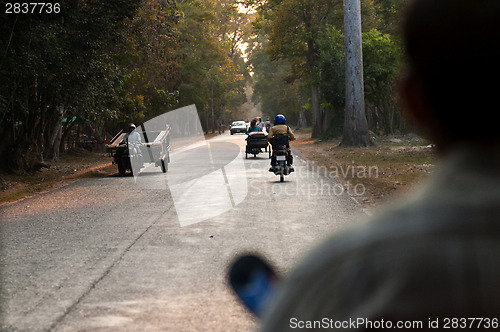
<box><xmin>230</xmin><ymin>121</ymin><xmax>247</xmax><ymax>135</ymax></box>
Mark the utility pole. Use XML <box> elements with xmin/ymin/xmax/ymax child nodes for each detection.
<box><xmin>342</xmin><ymin>0</ymin><xmax>370</xmax><ymax>147</ymax></box>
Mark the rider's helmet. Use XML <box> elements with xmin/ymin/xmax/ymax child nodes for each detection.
<box><xmin>128</xmin><ymin>123</ymin><xmax>136</xmax><ymax>132</ymax></box>
<box><xmin>274</xmin><ymin>114</ymin><xmax>286</xmax><ymax>125</ymax></box>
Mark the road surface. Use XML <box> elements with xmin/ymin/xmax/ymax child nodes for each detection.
<box><xmin>0</xmin><ymin>132</ymin><xmax>363</xmax><ymax>331</ymax></box>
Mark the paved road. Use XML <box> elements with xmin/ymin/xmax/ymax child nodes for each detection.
<box><xmin>0</xmin><ymin>133</ymin><xmax>363</xmax><ymax>331</ymax></box>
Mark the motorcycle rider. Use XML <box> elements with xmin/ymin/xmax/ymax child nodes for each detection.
<box><xmin>267</xmin><ymin>114</ymin><xmax>295</xmax><ymax>172</ymax></box>
<box><xmin>256</xmin><ymin>117</ymin><xmax>264</xmax><ymax>131</ymax></box>
<box><xmin>122</xmin><ymin>123</ymin><xmax>143</xmax><ymax>169</ymax></box>
<box><xmin>123</xmin><ymin>123</ymin><xmax>142</xmax><ymax>145</ymax></box>
<box><xmin>247</xmin><ymin>119</ymin><xmax>262</xmax><ymax>134</ymax></box>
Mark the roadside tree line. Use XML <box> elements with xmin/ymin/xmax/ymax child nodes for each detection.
<box><xmin>0</xmin><ymin>0</ymin><xmax>250</xmax><ymax>172</ymax></box>
<box><xmin>246</xmin><ymin>0</ymin><xmax>407</xmax><ymax>142</ymax></box>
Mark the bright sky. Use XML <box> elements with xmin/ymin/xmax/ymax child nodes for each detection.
<box><xmin>236</xmin><ymin>2</ymin><xmax>255</xmax><ymax>62</ymax></box>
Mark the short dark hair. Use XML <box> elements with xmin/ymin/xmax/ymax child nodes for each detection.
<box><xmin>403</xmin><ymin>0</ymin><xmax>500</xmax><ymax>141</ymax></box>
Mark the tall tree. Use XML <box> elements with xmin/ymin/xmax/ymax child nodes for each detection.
<box><xmin>265</xmin><ymin>0</ymin><xmax>341</xmax><ymax>138</ymax></box>
<box><xmin>248</xmin><ymin>37</ymin><xmax>307</xmax><ymax>125</ymax></box>
<box><xmin>176</xmin><ymin>0</ymin><xmax>247</xmax><ymax>131</ymax></box>
<box><xmin>362</xmin><ymin>29</ymin><xmax>402</xmax><ymax>134</ymax></box>
<box><xmin>342</xmin><ymin>0</ymin><xmax>370</xmax><ymax>146</ymax></box>
<box><xmin>373</xmin><ymin>0</ymin><xmax>407</xmax><ymax>35</ymax></box>
<box><xmin>316</xmin><ymin>25</ymin><xmax>345</xmax><ymax>136</ymax></box>
<box><xmin>0</xmin><ymin>0</ymin><xmax>142</xmax><ymax>171</ymax></box>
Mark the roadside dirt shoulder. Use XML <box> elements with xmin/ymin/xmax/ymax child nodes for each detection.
<box><xmin>291</xmin><ymin>131</ymin><xmax>437</xmax><ymax>210</ymax></box>
<box><xmin>0</xmin><ymin>150</ymin><xmax>115</xmax><ymax>206</ymax></box>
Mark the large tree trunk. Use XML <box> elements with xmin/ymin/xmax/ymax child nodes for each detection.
<box><xmin>45</xmin><ymin>105</ymin><xmax>64</xmax><ymax>162</ymax></box>
<box><xmin>341</xmin><ymin>0</ymin><xmax>370</xmax><ymax>147</ymax></box>
<box><xmin>297</xmin><ymin>108</ymin><xmax>307</xmax><ymax>129</ymax></box>
<box><xmin>311</xmin><ymin>85</ymin><xmax>322</xmax><ymax>138</ymax></box>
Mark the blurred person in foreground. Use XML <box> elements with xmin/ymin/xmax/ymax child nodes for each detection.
<box><xmin>260</xmin><ymin>0</ymin><xmax>500</xmax><ymax>330</ymax></box>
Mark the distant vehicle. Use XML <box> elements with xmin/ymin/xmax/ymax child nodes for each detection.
<box><xmin>230</xmin><ymin>121</ymin><xmax>247</xmax><ymax>135</ymax></box>
<box><xmin>245</xmin><ymin>132</ymin><xmax>270</xmax><ymax>159</ymax></box>
<box><xmin>107</xmin><ymin>124</ymin><xmax>171</xmax><ymax>176</ymax></box>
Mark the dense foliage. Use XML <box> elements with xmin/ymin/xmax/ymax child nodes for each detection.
<box><xmin>0</xmin><ymin>0</ymin><xmax>249</xmax><ymax>172</ymax></box>
<box><xmin>1</xmin><ymin>0</ymin><xmax>407</xmax><ymax>171</ymax></box>
<box><xmin>246</xmin><ymin>0</ymin><xmax>407</xmax><ymax>138</ymax></box>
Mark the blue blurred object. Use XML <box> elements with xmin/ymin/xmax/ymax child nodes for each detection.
<box><xmin>229</xmin><ymin>254</ymin><xmax>278</xmax><ymax>317</ymax></box>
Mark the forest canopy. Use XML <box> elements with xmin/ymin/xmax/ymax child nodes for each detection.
<box><xmin>0</xmin><ymin>0</ymin><xmax>407</xmax><ymax>172</ymax></box>
<box><xmin>246</xmin><ymin>0</ymin><xmax>407</xmax><ymax>138</ymax></box>
<box><xmin>0</xmin><ymin>0</ymin><xmax>250</xmax><ymax>171</ymax></box>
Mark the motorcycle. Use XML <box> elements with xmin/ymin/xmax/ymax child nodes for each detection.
<box><xmin>273</xmin><ymin>147</ymin><xmax>291</xmax><ymax>182</ymax></box>
<box><xmin>115</xmin><ymin>141</ymin><xmax>144</xmax><ymax>176</ymax></box>
<box><xmin>269</xmin><ymin>134</ymin><xmax>294</xmax><ymax>182</ymax></box>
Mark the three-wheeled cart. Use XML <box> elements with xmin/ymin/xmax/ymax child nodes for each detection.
<box><xmin>245</xmin><ymin>131</ymin><xmax>271</xmax><ymax>159</ymax></box>
<box><xmin>108</xmin><ymin>125</ymin><xmax>171</xmax><ymax>175</ymax></box>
